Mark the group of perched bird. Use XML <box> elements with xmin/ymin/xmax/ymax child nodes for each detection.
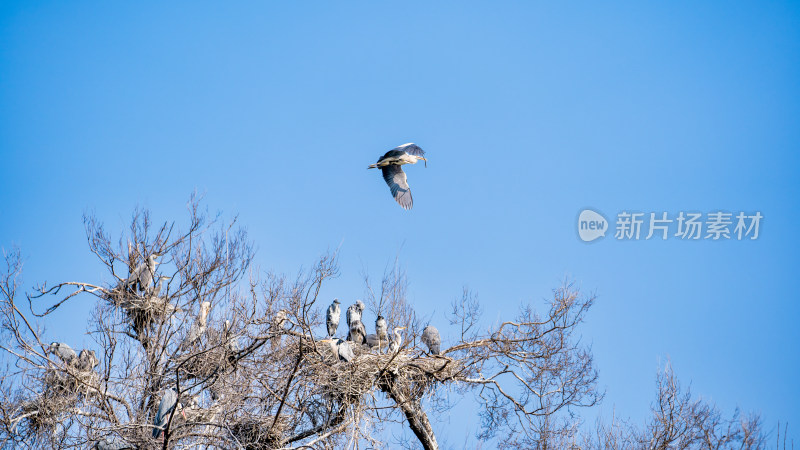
<box><xmin>48</xmin><ymin>342</ymin><xmax>99</xmax><ymax>372</ymax></box>
<box><xmin>323</xmin><ymin>298</ymin><xmax>441</xmax><ymax>362</ymax></box>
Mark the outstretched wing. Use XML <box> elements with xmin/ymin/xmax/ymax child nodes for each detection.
<box><xmin>392</xmin><ymin>142</ymin><xmax>425</xmax><ymax>157</ymax></box>
<box><xmin>381</xmin><ymin>165</ymin><xmax>413</xmax><ymax>210</ymax></box>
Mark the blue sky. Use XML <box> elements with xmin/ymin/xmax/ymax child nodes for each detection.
<box><xmin>1</xmin><ymin>1</ymin><xmax>799</xmax><ymax>445</ymax></box>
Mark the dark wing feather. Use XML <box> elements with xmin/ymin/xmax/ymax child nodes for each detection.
<box><xmin>381</xmin><ymin>165</ymin><xmax>413</xmax><ymax>210</ymax></box>
<box><xmin>376</xmin><ymin>149</ymin><xmax>405</xmax><ymax>164</ymax></box>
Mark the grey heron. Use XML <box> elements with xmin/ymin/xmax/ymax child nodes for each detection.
<box><xmin>180</xmin><ymin>302</ymin><xmax>212</xmax><ymax>351</ymax></box>
<box><xmin>320</xmin><ymin>338</ymin><xmax>354</xmax><ymax>362</ymax></box>
<box><xmin>223</xmin><ymin>319</ymin><xmax>242</xmax><ymax>353</ymax></box>
<box><xmin>76</xmin><ymin>349</ymin><xmax>100</xmax><ymax>371</ymax></box>
<box><xmin>421</xmin><ymin>325</ymin><xmax>441</xmax><ymax>355</ymax></box>
<box><xmin>271</xmin><ymin>309</ymin><xmax>290</xmax><ymax>350</ymax></box>
<box><xmin>345</xmin><ymin>301</ymin><xmax>364</xmax><ymax>327</ymax></box>
<box><xmin>375</xmin><ymin>315</ymin><xmax>388</xmax><ymax>351</ymax></box>
<box><xmin>152</xmin><ymin>388</ymin><xmax>185</xmax><ymax>438</ymax></box>
<box><xmin>368</xmin><ymin>143</ymin><xmax>427</xmax><ymax>210</ymax></box>
<box><xmin>326</xmin><ymin>299</ymin><xmax>341</xmax><ymax>337</ymax></box>
<box><xmin>348</xmin><ymin>319</ymin><xmax>366</xmax><ymax>345</ymax></box>
<box><xmin>49</xmin><ymin>342</ymin><xmax>77</xmax><ymax>364</ymax></box>
<box><xmin>388</xmin><ymin>326</ymin><xmax>407</xmax><ymax>354</ymax></box>
<box><xmin>126</xmin><ymin>253</ymin><xmax>160</xmax><ymax>293</ymax></box>
<box><xmin>94</xmin><ymin>436</ymin><xmax>134</xmax><ymax>450</ymax></box>
<box><xmin>151</xmin><ymin>275</ymin><xmax>170</xmax><ymax>297</ymax></box>
<box><xmin>365</xmin><ymin>333</ymin><xmax>379</xmax><ymax>348</ymax></box>
<box><xmin>336</xmin><ymin>338</ymin><xmax>354</xmax><ymax>362</ymax></box>
<box><xmin>274</xmin><ymin>309</ymin><xmax>290</xmax><ymax>329</ymax></box>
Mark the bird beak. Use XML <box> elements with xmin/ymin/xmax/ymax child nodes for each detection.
<box><xmin>420</xmin><ymin>157</ymin><xmax>427</xmax><ymax>168</ymax></box>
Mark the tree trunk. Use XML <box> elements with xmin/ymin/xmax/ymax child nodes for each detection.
<box><xmin>381</xmin><ymin>379</ymin><xmax>439</xmax><ymax>450</ymax></box>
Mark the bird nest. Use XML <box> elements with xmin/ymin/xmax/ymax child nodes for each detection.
<box><xmin>107</xmin><ymin>288</ymin><xmax>179</xmax><ymax>333</ymax></box>
<box><xmin>178</xmin><ymin>342</ymin><xmax>234</xmax><ymax>380</ymax></box>
<box><xmin>229</xmin><ymin>416</ymin><xmax>289</xmax><ymax>450</ymax></box>
<box><xmin>14</xmin><ymin>365</ymin><xmax>99</xmax><ymax>435</ymax></box>
<box><xmin>311</xmin><ymin>341</ymin><xmax>460</xmax><ymax>404</ymax></box>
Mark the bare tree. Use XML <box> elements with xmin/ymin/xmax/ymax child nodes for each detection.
<box><xmin>584</xmin><ymin>363</ymin><xmax>769</xmax><ymax>450</ymax></box>
<box><xmin>0</xmin><ymin>199</ymin><xmax>766</xmax><ymax>449</ymax></box>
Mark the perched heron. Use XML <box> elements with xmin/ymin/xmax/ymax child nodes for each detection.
<box><xmin>365</xmin><ymin>334</ymin><xmax>379</xmax><ymax>348</ymax></box>
<box><xmin>94</xmin><ymin>436</ymin><xmax>134</xmax><ymax>450</ymax></box>
<box><xmin>49</xmin><ymin>342</ymin><xmax>77</xmax><ymax>364</ymax></box>
<box><xmin>180</xmin><ymin>302</ymin><xmax>212</xmax><ymax>351</ymax></box>
<box><xmin>421</xmin><ymin>325</ymin><xmax>441</xmax><ymax>355</ymax></box>
<box><xmin>151</xmin><ymin>275</ymin><xmax>170</xmax><ymax>297</ymax></box>
<box><xmin>368</xmin><ymin>143</ymin><xmax>427</xmax><ymax>210</ymax></box>
<box><xmin>76</xmin><ymin>349</ymin><xmax>100</xmax><ymax>371</ymax></box>
<box><xmin>152</xmin><ymin>388</ymin><xmax>185</xmax><ymax>438</ymax></box>
<box><xmin>388</xmin><ymin>326</ymin><xmax>407</xmax><ymax>354</ymax></box>
<box><xmin>223</xmin><ymin>320</ymin><xmax>242</xmax><ymax>354</ymax></box>
<box><xmin>348</xmin><ymin>319</ymin><xmax>366</xmax><ymax>345</ymax></box>
<box><xmin>326</xmin><ymin>299</ymin><xmax>341</xmax><ymax>337</ymax></box>
<box><xmin>336</xmin><ymin>338</ymin><xmax>354</xmax><ymax>362</ymax></box>
<box><xmin>320</xmin><ymin>338</ymin><xmax>354</xmax><ymax>362</ymax></box>
<box><xmin>375</xmin><ymin>315</ymin><xmax>388</xmax><ymax>351</ymax></box>
<box><xmin>126</xmin><ymin>253</ymin><xmax>160</xmax><ymax>293</ymax></box>
<box><xmin>345</xmin><ymin>301</ymin><xmax>364</xmax><ymax>327</ymax></box>
<box><xmin>271</xmin><ymin>309</ymin><xmax>291</xmax><ymax>350</ymax></box>
<box><xmin>274</xmin><ymin>310</ymin><xmax>290</xmax><ymax>329</ymax></box>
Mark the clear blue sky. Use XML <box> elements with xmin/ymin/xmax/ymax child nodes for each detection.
<box><xmin>2</xmin><ymin>1</ymin><xmax>798</xmax><ymax>446</ymax></box>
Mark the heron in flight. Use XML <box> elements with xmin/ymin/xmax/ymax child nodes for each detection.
<box><xmin>368</xmin><ymin>143</ymin><xmax>427</xmax><ymax>210</ymax></box>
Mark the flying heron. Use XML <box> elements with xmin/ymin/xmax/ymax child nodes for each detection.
<box><xmin>388</xmin><ymin>326</ymin><xmax>407</xmax><ymax>354</ymax></box>
<box><xmin>422</xmin><ymin>325</ymin><xmax>441</xmax><ymax>355</ymax></box>
<box><xmin>326</xmin><ymin>299</ymin><xmax>340</xmax><ymax>337</ymax></box>
<box><xmin>152</xmin><ymin>388</ymin><xmax>185</xmax><ymax>438</ymax></box>
<box><xmin>368</xmin><ymin>143</ymin><xmax>427</xmax><ymax>210</ymax></box>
